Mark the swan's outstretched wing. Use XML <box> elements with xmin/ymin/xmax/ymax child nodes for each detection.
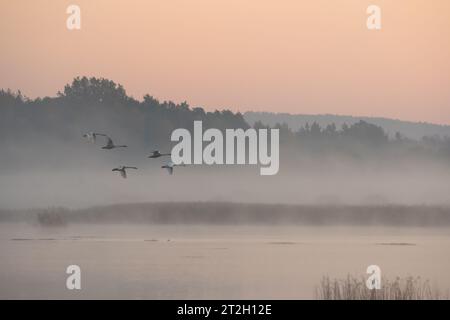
<box><xmin>83</xmin><ymin>133</ymin><xmax>95</xmax><ymax>143</ymax></box>
<box><xmin>105</xmin><ymin>137</ymin><xmax>114</xmax><ymax>148</ymax></box>
<box><xmin>93</xmin><ymin>133</ymin><xmax>107</xmax><ymax>143</ymax></box>
<box><xmin>84</xmin><ymin>132</ymin><xmax>107</xmax><ymax>143</ymax></box>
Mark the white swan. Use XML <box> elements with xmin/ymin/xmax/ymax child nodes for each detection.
<box><xmin>148</xmin><ymin>150</ymin><xmax>171</xmax><ymax>159</ymax></box>
<box><xmin>102</xmin><ymin>136</ymin><xmax>127</xmax><ymax>149</ymax></box>
<box><xmin>161</xmin><ymin>161</ymin><xmax>186</xmax><ymax>175</ymax></box>
<box><xmin>112</xmin><ymin>166</ymin><xmax>138</xmax><ymax>179</ymax></box>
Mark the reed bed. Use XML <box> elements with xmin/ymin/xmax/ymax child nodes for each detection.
<box><xmin>316</xmin><ymin>275</ymin><xmax>448</xmax><ymax>300</ymax></box>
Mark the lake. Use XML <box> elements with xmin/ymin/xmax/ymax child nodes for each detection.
<box><xmin>1</xmin><ymin>223</ymin><xmax>449</xmax><ymax>299</ymax></box>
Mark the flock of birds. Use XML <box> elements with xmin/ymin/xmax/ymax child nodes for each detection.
<box><xmin>82</xmin><ymin>132</ymin><xmax>186</xmax><ymax>178</ymax></box>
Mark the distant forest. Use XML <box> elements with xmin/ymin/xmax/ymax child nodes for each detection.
<box><xmin>1</xmin><ymin>76</ymin><xmax>450</xmax><ymax>166</ymax></box>
<box><xmin>245</xmin><ymin>112</ymin><xmax>450</xmax><ymax>141</ymax></box>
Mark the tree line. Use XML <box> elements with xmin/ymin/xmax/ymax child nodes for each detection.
<box><xmin>1</xmin><ymin>76</ymin><xmax>449</xmax><ymax>163</ymax></box>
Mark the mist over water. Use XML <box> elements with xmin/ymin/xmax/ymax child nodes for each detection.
<box><xmin>1</xmin><ymin>155</ymin><xmax>450</xmax><ymax>210</ymax></box>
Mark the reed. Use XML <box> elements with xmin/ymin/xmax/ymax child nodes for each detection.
<box><xmin>316</xmin><ymin>275</ymin><xmax>448</xmax><ymax>300</ymax></box>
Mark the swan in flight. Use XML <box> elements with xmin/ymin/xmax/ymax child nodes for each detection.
<box><xmin>102</xmin><ymin>136</ymin><xmax>127</xmax><ymax>149</ymax></box>
<box><xmin>83</xmin><ymin>132</ymin><xmax>107</xmax><ymax>143</ymax></box>
<box><xmin>148</xmin><ymin>150</ymin><xmax>171</xmax><ymax>158</ymax></box>
<box><xmin>112</xmin><ymin>166</ymin><xmax>138</xmax><ymax>179</ymax></box>
<box><xmin>161</xmin><ymin>161</ymin><xmax>186</xmax><ymax>175</ymax></box>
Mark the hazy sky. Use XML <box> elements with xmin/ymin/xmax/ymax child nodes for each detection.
<box><xmin>1</xmin><ymin>0</ymin><xmax>449</xmax><ymax>124</ymax></box>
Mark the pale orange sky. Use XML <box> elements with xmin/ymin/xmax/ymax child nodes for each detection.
<box><xmin>1</xmin><ymin>0</ymin><xmax>450</xmax><ymax>124</ymax></box>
